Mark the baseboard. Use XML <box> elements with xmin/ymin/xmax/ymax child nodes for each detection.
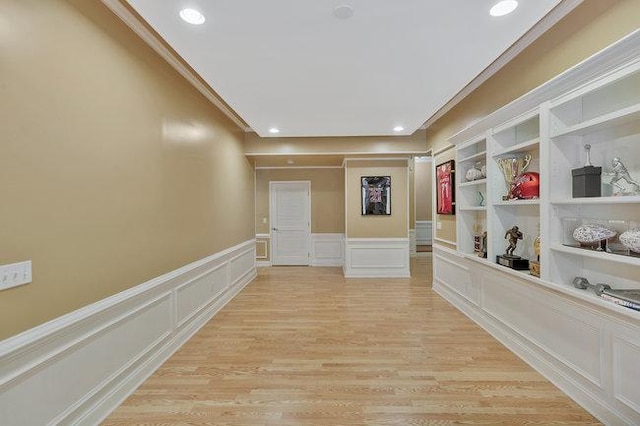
<box><xmin>256</xmin><ymin>260</ymin><xmax>272</xmax><ymax>267</ymax></box>
<box><xmin>0</xmin><ymin>239</ymin><xmax>257</xmax><ymax>426</ymax></box>
<box><xmin>344</xmin><ymin>238</ymin><xmax>410</xmax><ymax>278</ymax></box>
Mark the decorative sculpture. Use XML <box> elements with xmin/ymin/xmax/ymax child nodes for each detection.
<box><xmin>610</xmin><ymin>157</ymin><xmax>640</xmax><ymax>195</ymax></box>
<box><xmin>496</xmin><ymin>154</ymin><xmax>532</xmax><ymax>200</ymax></box>
<box><xmin>496</xmin><ymin>225</ymin><xmax>529</xmax><ymax>270</ymax></box>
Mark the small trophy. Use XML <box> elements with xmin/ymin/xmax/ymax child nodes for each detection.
<box><xmin>496</xmin><ymin>154</ymin><xmax>532</xmax><ymax>200</ymax></box>
<box><xmin>496</xmin><ymin>226</ymin><xmax>530</xmax><ymax>270</ymax></box>
<box><xmin>530</xmin><ymin>232</ymin><xmax>541</xmax><ymax>277</ymax></box>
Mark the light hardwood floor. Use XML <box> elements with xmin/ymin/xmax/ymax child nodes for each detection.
<box><xmin>104</xmin><ymin>258</ymin><xmax>600</xmax><ymax>425</ymax></box>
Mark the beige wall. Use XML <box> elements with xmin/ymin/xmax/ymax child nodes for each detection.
<box><xmin>427</xmin><ymin>0</ymin><xmax>640</xmax><ymax>152</ymax></box>
<box><xmin>415</xmin><ymin>160</ymin><xmax>433</xmax><ymax>222</ymax></box>
<box><xmin>255</xmin><ymin>168</ymin><xmax>345</xmax><ymax>235</ymax></box>
<box><xmin>0</xmin><ymin>0</ymin><xmax>254</xmax><ymax>339</ymax></box>
<box><xmin>346</xmin><ymin>160</ymin><xmax>408</xmax><ymax>238</ymax></box>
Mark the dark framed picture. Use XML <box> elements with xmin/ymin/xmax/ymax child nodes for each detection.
<box><xmin>361</xmin><ymin>176</ymin><xmax>391</xmax><ymax>215</ymax></box>
<box><xmin>436</xmin><ymin>160</ymin><xmax>455</xmax><ymax>215</ymax></box>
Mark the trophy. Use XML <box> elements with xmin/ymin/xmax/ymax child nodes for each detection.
<box><xmin>496</xmin><ymin>226</ymin><xmax>530</xmax><ymax>270</ymax></box>
<box><xmin>496</xmin><ymin>154</ymin><xmax>532</xmax><ymax>200</ymax></box>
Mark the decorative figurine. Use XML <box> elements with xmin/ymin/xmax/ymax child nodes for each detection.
<box><xmin>609</xmin><ymin>157</ymin><xmax>640</xmax><ymax>195</ymax></box>
<box><xmin>477</xmin><ymin>191</ymin><xmax>485</xmax><ymax>207</ymax></box>
<box><xmin>571</xmin><ymin>144</ymin><xmax>601</xmax><ymax>197</ymax></box>
<box><xmin>505</xmin><ymin>226</ymin><xmax>523</xmax><ymax>257</ymax></box>
<box><xmin>496</xmin><ymin>226</ymin><xmax>529</xmax><ymax>270</ymax></box>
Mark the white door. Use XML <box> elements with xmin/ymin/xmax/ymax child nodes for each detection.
<box><xmin>270</xmin><ymin>181</ymin><xmax>311</xmax><ymax>266</ymax></box>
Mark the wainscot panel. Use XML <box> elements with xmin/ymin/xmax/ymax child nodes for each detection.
<box><xmin>344</xmin><ymin>238</ymin><xmax>410</xmax><ymax>278</ymax></box>
<box><xmin>0</xmin><ymin>239</ymin><xmax>257</xmax><ymax>426</ymax></box>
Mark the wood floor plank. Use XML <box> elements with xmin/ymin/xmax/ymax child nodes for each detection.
<box><xmin>103</xmin><ymin>257</ymin><xmax>601</xmax><ymax>425</ymax></box>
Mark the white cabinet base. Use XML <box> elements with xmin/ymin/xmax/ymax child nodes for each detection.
<box><xmin>433</xmin><ymin>246</ymin><xmax>640</xmax><ymax>425</ymax></box>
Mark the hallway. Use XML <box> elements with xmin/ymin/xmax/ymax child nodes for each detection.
<box><xmin>104</xmin><ymin>258</ymin><xmax>599</xmax><ymax>425</ymax></box>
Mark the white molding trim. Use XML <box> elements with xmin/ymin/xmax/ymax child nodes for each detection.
<box><xmin>409</xmin><ymin>229</ymin><xmax>417</xmax><ymax>257</ymax></box>
<box><xmin>99</xmin><ymin>0</ymin><xmax>249</xmax><ymax>132</ymax></box>
<box><xmin>434</xmin><ymin>237</ymin><xmax>457</xmax><ymax>247</ymax></box>
<box><xmin>416</xmin><ymin>220</ymin><xmax>433</xmax><ymax>245</ymax></box>
<box><xmin>0</xmin><ymin>240</ymin><xmax>257</xmax><ymax>426</ymax></box>
<box><xmin>256</xmin><ymin>233</ymin><xmax>271</xmax><ymax>239</ymax></box>
<box><xmin>422</xmin><ymin>0</ymin><xmax>584</xmax><ymax>130</ymax></box>
<box><xmin>256</xmin><ymin>261</ymin><xmax>272</xmax><ymax>267</ymax></box>
<box><xmin>255</xmin><ymin>166</ymin><xmax>344</xmax><ymax>170</ymax></box>
<box><xmin>246</xmin><ymin>151</ymin><xmax>428</xmax><ymax>157</ymax></box>
<box><xmin>343</xmin><ymin>238</ymin><xmax>410</xmax><ymax>278</ymax></box>
<box><xmin>311</xmin><ymin>233</ymin><xmax>344</xmax><ymax>266</ymax></box>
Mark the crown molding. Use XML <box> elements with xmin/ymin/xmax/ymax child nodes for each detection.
<box><xmin>421</xmin><ymin>0</ymin><xmax>584</xmax><ymax>130</ymax></box>
<box><xmin>100</xmin><ymin>0</ymin><xmax>251</xmax><ymax>132</ymax></box>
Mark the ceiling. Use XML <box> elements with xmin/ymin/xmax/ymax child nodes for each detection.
<box><xmin>124</xmin><ymin>0</ymin><xmax>568</xmax><ymax>138</ymax></box>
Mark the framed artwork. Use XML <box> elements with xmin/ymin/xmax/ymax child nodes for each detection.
<box><xmin>361</xmin><ymin>176</ymin><xmax>391</xmax><ymax>215</ymax></box>
<box><xmin>436</xmin><ymin>160</ymin><xmax>455</xmax><ymax>215</ymax></box>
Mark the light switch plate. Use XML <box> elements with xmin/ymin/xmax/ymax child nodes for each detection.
<box><xmin>0</xmin><ymin>261</ymin><xmax>32</xmax><ymax>291</ymax></box>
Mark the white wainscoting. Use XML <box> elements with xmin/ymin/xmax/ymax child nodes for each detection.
<box><xmin>311</xmin><ymin>233</ymin><xmax>344</xmax><ymax>266</ymax></box>
<box><xmin>344</xmin><ymin>238</ymin><xmax>410</xmax><ymax>278</ymax></box>
<box><xmin>432</xmin><ymin>246</ymin><xmax>640</xmax><ymax>426</ymax></box>
<box><xmin>416</xmin><ymin>221</ymin><xmax>433</xmax><ymax>245</ymax></box>
<box><xmin>0</xmin><ymin>240</ymin><xmax>257</xmax><ymax>426</ymax></box>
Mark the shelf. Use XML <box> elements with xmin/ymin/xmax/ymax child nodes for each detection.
<box><xmin>551</xmin><ymin>103</ymin><xmax>640</xmax><ymax>138</ymax></box>
<box><xmin>458</xmin><ymin>151</ymin><xmax>487</xmax><ymax>163</ymax></box>
<box><xmin>458</xmin><ymin>206</ymin><xmax>487</xmax><ymax>212</ymax></box>
<box><xmin>493</xmin><ymin>199</ymin><xmax>540</xmax><ymax>206</ymax></box>
<box><xmin>550</xmin><ymin>244</ymin><xmax>640</xmax><ymax>267</ymax></box>
<box><xmin>459</xmin><ymin>178</ymin><xmax>487</xmax><ymax>187</ymax></box>
<box><xmin>550</xmin><ymin>195</ymin><xmax>640</xmax><ymax>205</ymax></box>
<box><xmin>493</xmin><ymin>138</ymin><xmax>540</xmax><ymax>157</ymax></box>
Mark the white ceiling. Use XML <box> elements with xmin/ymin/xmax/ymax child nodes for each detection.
<box><xmin>125</xmin><ymin>0</ymin><xmax>565</xmax><ymax>137</ymax></box>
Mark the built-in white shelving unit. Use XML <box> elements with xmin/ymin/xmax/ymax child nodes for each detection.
<box><xmin>434</xmin><ymin>30</ymin><xmax>640</xmax><ymax>426</ymax></box>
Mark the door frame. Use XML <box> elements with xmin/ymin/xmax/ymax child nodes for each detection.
<box><xmin>269</xmin><ymin>181</ymin><xmax>312</xmax><ymax>265</ymax></box>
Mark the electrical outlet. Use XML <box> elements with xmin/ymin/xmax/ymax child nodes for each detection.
<box><xmin>0</xmin><ymin>261</ymin><xmax>32</xmax><ymax>291</ymax></box>
<box><xmin>437</xmin><ymin>221</ymin><xmax>442</xmax><ymax>230</ymax></box>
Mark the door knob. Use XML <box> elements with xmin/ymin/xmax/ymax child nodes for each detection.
<box><xmin>272</xmin><ymin>227</ymin><xmax>278</xmax><ymax>231</ymax></box>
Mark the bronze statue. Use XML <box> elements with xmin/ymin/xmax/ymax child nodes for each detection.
<box><xmin>505</xmin><ymin>226</ymin><xmax>523</xmax><ymax>257</ymax></box>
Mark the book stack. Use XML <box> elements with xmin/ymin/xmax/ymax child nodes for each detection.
<box><xmin>600</xmin><ymin>288</ymin><xmax>640</xmax><ymax>311</ymax></box>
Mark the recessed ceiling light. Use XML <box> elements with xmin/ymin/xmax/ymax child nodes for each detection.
<box><xmin>179</xmin><ymin>8</ymin><xmax>206</xmax><ymax>25</ymax></box>
<box><xmin>393</xmin><ymin>126</ymin><xmax>404</xmax><ymax>132</ymax></box>
<box><xmin>333</xmin><ymin>5</ymin><xmax>354</xmax><ymax>20</ymax></box>
<box><xmin>287</xmin><ymin>159</ymin><xmax>295</xmax><ymax>165</ymax></box>
<box><xmin>490</xmin><ymin>0</ymin><xmax>518</xmax><ymax>17</ymax></box>
<box><xmin>269</xmin><ymin>127</ymin><xmax>280</xmax><ymax>134</ymax></box>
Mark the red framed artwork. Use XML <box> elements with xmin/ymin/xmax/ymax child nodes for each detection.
<box><xmin>436</xmin><ymin>160</ymin><xmax>455</xmax><ymax>215</ymax></box>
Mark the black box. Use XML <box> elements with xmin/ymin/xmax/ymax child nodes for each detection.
<box><xmin>572</xmin><ymin>166</ymin><xmax>601</xmax><ymax>197</ymax></box>
<box><xmin>496</xmin><ymin>255</ymin><xmax>530</xmax><ymax>270</ymax></box>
